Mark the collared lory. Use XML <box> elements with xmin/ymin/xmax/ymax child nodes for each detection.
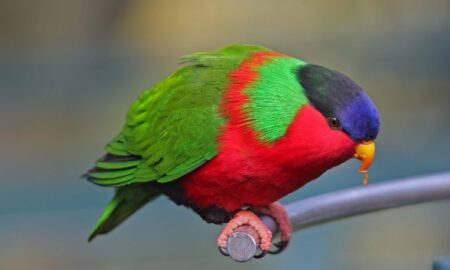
<box><xmin>84</xmin><ymin>44</ymin><xmax>380</xmax><ymax>256</ymax></box>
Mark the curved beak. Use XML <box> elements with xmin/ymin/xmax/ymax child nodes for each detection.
<box><xmin>354</xmin><ymin>140</ymin><xmax>375</xmax><ymax>186</ymax></box>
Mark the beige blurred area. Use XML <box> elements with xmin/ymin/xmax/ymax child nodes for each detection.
<box><xmin>0</xmin><ymin>1</ymin><xmax>449</xmax><ymax>270</ymax></box>
<box><xmin>118</xmin><ymin>0</ymin><xmax>450</xmax><ymax>59</ymax></box>
<box><xmin>3</xmin><ymin>0</ymin><xmax>449</xmax><ymax>65</ymax></box>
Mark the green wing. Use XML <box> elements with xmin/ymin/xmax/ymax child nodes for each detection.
<box><xmin>85</xmin><ymin>45</ymin><xmax>272</xmax><ymax>240</ymax></box>
<box><xmin>86</xmin><ymin>44</ymin><xmax>271</xmax><ymax>186</ymax></box>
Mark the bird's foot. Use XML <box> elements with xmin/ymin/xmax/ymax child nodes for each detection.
<box><xmin>253</xmin><ymin>201</ymin><xmax>292</xmax><ymax>254</ymax></box>
<box><xmin>217</xmin><ymin>210</ymin><xmax>273</xmax><ymax>256</ymax></box>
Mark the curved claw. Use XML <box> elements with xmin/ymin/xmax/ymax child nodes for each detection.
<box><xmin>253</xmin><ymin>250</ymin><xmax>267</xmax><ymax>259</ymax></box>
<box><xmin>218</xmin><ymin>246</ymin><xmax>229</xmax><ymax>257</ymax></box>
<box><xmin>268</xmin><ymin>240</ymin><xmax>289</xmax><ymax>255</ymax></box>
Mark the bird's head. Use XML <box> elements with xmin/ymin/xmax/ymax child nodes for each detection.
<box><xmin>295</xmin><ymin>64</ymin><xmax>380</xmax><ymax>184</ymax></box>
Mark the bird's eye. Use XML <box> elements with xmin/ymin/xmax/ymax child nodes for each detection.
<box><xmin>328</xmin><ymin>117</ymin><xmax>342</xmax><ymax>130</ymax></box>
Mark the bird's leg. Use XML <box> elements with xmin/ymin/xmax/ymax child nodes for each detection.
<box><xmin>217</xmin><ymin>210</ymin><xmax>273</xmax><ymax>254</ymax></box>
<box><xmin>252</xmin><ymin>201</ymin><xmax>292</xmax><ymax>254</ymax></box>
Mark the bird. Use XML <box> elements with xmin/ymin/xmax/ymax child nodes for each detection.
<box><xmin>84</xmin><ymin>44</ymin><xmax>380</xmax><ymax>257</ymax></box>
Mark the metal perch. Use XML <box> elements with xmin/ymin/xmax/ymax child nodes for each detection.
<box><xmin>223</xmin><ymin>172</ymin><xmax>450</xmax><ymax>262</ymax></box>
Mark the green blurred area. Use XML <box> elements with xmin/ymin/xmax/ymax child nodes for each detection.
<box><xmin>0</xmin><ymin>1</ymin><xmax>449</xmax><ymax>269</ymax></box>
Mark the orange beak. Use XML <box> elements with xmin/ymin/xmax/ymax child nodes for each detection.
<box><xmin>354</xmin><ymin>140</ymin><xmax>375</xmax><ymax>186</ymax></box>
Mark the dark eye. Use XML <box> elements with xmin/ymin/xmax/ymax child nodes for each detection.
<box><xmin>327</xmin><ymin>117</ymin><xmax>342</xmax><ymax>130</ymax></box>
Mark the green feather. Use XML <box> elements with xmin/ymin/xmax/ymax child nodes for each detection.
<box><xmin>104</xmin><ymin>134</ymin><xmax>130</xmax><ymax>156</ymax></box>
<box><xmin>95</xmin><ymin>160</ymin><xmax>140</xmax><ymax>170</ymax></box>
<box><xmin>88</xmin><ymin>184</ymin><xmax>160</xmax><ymax>241</ymax></box>
<box><xmin>245</xmin><ymin>57</ymin><xmax>309</xmax><ymax>142</ymax></box>
<box><xmin>90</xmin><ymin>175</ymin><xmax>135</xmax><ymax>186</ymax></box>
<box><xmin>89</xmin><ymin>169</ymin><xmax>135</xmax><ymax>180</ymax></box>
<box><xmin>86</xmin><ymin>44</ymin><xmax>316</xmax><ymax>239</ymax></box>
<box><xmin>89</xmin><ymin>44</ymin><xmax>271</xmax><ymax>187</ymax></box>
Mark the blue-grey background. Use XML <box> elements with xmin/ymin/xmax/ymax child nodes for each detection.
<box><xmin>1</xmin><ymin>1</ymin><xmax>449</xmax><ymax>269</ymax></box>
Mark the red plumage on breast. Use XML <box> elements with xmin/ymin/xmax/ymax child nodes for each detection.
<box><xmin>180</xmin><ymin>105</ymin><xmax>356</xmax><ymax>212</ymax></box>
<box><xmin>175</xmin><ymin>51</ymin><xmax>356</xmax><ymax>214</ymax></box>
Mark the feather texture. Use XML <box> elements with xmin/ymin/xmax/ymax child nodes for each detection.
<box><xmin>84</xmin><ymin>44</ymin><xmax>380</xmax><ymax>239</ymax></box>
<box><xmin>88</xmin><ymin>184</ymin><xmax>160</xmax><ymax>241</ymax></box>
<box><xmin>85</xmin><ymin>44</ymin><xmax>271</xmax><ymax>186</ymax></box>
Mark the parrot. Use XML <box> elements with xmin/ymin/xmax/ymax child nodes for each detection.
<box><xmin>84</xmin><ymin>44</ymin><xmax>380</xmax><ymax>257</ymax></box>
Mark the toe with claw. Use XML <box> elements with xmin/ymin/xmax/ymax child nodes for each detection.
<box><xmin>217</xmin><ymin>210</ymin><xmax>273</xmax><ymax>254</ymax></box>
<box><xmin>253</xmin><ymin>201</ymin><xmax>293</xmax><ymax>254</ymax></box>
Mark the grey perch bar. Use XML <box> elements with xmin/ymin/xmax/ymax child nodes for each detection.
<box><xmin>224</xmin><ymin>172</ymin><xmax>450</xmax><ymax>262</ymax></box>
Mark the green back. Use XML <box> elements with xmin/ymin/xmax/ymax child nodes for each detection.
<box><xmin>88</xmin><ymin>44</ymin><xmax>272</xmax><ymax>186</ymax></box>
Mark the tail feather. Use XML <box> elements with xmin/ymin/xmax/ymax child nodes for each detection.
<box><xmin>88</xmin><ymin>184</ymin><xmax>160</xmax><ymax>241</ymax></box>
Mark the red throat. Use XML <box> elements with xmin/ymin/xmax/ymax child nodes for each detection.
<box><xmin>270</xmin><ymin>105</ymin><xmax>357</xmax><ymax>172</ymax></box>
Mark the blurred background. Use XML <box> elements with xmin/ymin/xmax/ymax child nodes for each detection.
<box><xmin>1</xmin><ymin>0</ymin><xmax>449</xmax><ymax>269</ymax></box>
